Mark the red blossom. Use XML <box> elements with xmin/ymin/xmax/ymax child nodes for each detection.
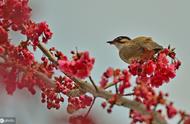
<box><xmin>107</xmin><ymin>107</ymin><xmax>112</xmax><ymax>113</ymax></box>
<box><xmin>103</xmin><ymin>67</ymin><xmax>114</xmax><ymax>78</ymax></box>
<box><xmin>118</xmin><ymin>69</ymin><xmax>131</xmax><ymax>94</ymax></box>
<box><xmin>130</xmin><ymin>110</ymin><xmax>153</xmax><ymax>124</ymax></box>
<box><xmin>67</xmin><ymin>95</ymin><xmax>93</xmax><ymax>112</ymax></box>
<box><xmin>58</xmin><ymin>51</ymin><xmax>95</xmax><ymax>79</ymax></box>
<box><xmin>133</xmin><ymin>83</ymin><xmax>158</xmax><ymax>108</ymax></box>
<box><xmin>41</xmin><ymin>88</ymin><xmax>64</xmax><ymax>109</ymax></box>
<box><xmin>20</xmin><ymin>21</ymin><xmax>53</xmax><ymax>49</ymax></box>
<box><xmin>0</xmin><ymin>61</ymin><xmax>47</xmax><ymax>95</ymax></box>
<box><xmin>38</xmin><ymin>22</ymin><xmax>53</xmax><ymax>43</ymax></box>
<box><xmin>108</xmin><ymin>94</ymin><xmax>117</xmax><ymax>105</ymax></box>
<box><xmin>142</xmin><ymin>60</ymin><xmax>156</xmax><ymax>75</ymax></box>
<box><xmin>157</xmin><ymin>52</ymin><xmax>169</xmax><ymax>65</ymax></box>
<box><xmin>99</xmin><ymin>76</ymin><xmax>108</xmax><ymax>88</ymax></box>
<box><xmin>129</xmin><ymin>49</ymin><xmax>180</xmax><ymax>87</ymax></box>
<box><xmin>40</xmin><ymin>76</ymin><xmax>77</xmax><ymax>109</ymax></box>
<box><xmin>166</xmin><ymin>102</ymin><xmax>177</xmax><ymax>118</ymax></box>
<box><xmin>174</xmin><ymin>60</ymin><xmax>181</xmax><ymax>70</ymax></box>
<box><xmin>101</xmin><ymin>102</ymin><xmax>107</xmax><ymax>109</ymax></box>
<box><xmin>0</xmin><ymin>0</ymin><xmax>31</xmax><ymax>28</ymax></box>
<box><xmin>128</xmin><ymin>61</ymin><xmax>141</xmax><ymax>75</ymax></box>
<box><xmin>99</xmin><ymin>68</ymin><xmax>131</xmax><ymax>94</ymax></box>
<box><xmin>169</xmin><ymin>52</ymin><xmax>176</xmax><ymax>59</ymax></box>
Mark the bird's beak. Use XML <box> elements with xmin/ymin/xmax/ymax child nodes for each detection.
<box><xmin>107</xmin><ymin>41</ymin><xmax>114</xmax><ymax>44</ymax></box>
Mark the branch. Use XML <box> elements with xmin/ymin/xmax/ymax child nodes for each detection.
<box><xmin>88</xmin><ymin>76</ymin><xmax>98</xmax><ymax>91</ymax></box>
<box><xmin>104</xmin><ymin>82</ymin><xmax>115</xmax><ymax>89</ymax></box>
<box><xmin>37</xmin><ymin>42</ymin><xmax>167</xmax><ymax>124</ymax></box>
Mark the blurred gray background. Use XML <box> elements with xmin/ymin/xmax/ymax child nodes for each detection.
<box><xmin>1</xmin><ymin>0</ymin><xmax>190</xmax><ymax>124</ymax></box>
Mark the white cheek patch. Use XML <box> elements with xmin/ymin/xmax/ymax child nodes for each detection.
<box><xmin>115</xmin><ymin>43</ymin><xmax>123</xmax><ymax>50</ymax></box>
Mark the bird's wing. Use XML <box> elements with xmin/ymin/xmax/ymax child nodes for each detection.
<box><xmin>119</xmin><ymin>44</ymin><xmax>143</xmax><ymax>63</ymax></box>
<box><xmin>133</xmin><ymin>37</ymin><xmax>163</xmax><ymax>51</ymax></box>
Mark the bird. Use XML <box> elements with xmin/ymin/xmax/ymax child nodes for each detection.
<box><xmin>107</xmin><ymin>36</ymin><xmax>163</xmax><ymax>64</ymax></box>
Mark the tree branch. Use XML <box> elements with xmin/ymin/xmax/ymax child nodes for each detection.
<box><xmin>37</xmin><ymin>42</ymin><xmax>167</xmax><ymax>124</ymax></box>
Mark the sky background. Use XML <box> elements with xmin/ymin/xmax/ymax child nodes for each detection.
<box><xmin>1</xmin><ymin>0</ymin><xmax>190</xmax><ymax>124</ymax></box>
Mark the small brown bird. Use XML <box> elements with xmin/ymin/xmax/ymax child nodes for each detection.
<box><xmin>107</xmin><ymin>36</ymin><xmax>163</xmax><ymax>64</ymax></box>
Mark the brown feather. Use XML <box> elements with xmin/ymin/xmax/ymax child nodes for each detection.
<box><xmin>132</xmin><ymin>36</ymin><xmax>163</xmax><ymax>52</ymax></box>
<box><xmin>119</xmin><ymin>44</ymin><xmax>144</xmax><ymax>63</ymax></box>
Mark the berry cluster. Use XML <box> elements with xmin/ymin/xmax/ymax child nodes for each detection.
<box><xmin>41</xmin><ymin>76</ymin><xmax>75</xmax><ymax>109</ymax></box>
<box><xmin>0</xmin><ymin>0</ymin><xmax>54</xmax><ymax>96</ymax></box>
<box><xmin>129</xmin><ymin>48</ymin><xmax>181</xmax><ymax>87</ymax></box>
<box><xmin>67</xmin><ymin>95</ymin><xmax>93</xmax><ymax>114</ymax></box>
<box><xmin>22</xmin><ymin>21</ymin><xmax>52</xmax><ymax>49</ymax></box>
<box><xmin>100</xmin><ymin>67</ymin><xmax>131</xmax><ymax>94</ymax></box>
<box><xmin>0</xmin><ymin>0</ymin><xmax>31</xmax><ymax>29</ymax></box>
<box><xmin>58</xmin><ymin>51</ymin><xmax>95</xmax><ymax>79</ymax></box>
<box><xmin>99</xmin><ymin>48</ymin><xmax>186</xmax><ymax>123</ymax></box>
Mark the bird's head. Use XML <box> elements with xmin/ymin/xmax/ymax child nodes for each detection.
<box><xmin>107</xmin><ymin>36</ymin><xmax>131</xmax><ymax>50</ymax></box>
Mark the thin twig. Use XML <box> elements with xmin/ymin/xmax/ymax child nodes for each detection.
<box><xmin>115</xmin><ymin>84</ymin><xmax>118</xmax><ymax>94</ymax></box>
<box><xmin>177</xmin><ymin>118</ymin><xmax>183</xmax><ymax>124</ymax></box>
<box><xmin>153</xmin><ymin>104</ymin><xmax>158</xmax><ymax>111</ymax></box>
<box><xmin>104</xmin><ymin>82</ymin><xmax>115</xmax><ymax>89</ymax></box>
<box><xmin>89</xmin><ymin>76</ymin><xmax>98</xmax><ymax>91</ymax></box>
<box><xmin>84</xmin><ymin>97</ymin><xmax>96</xmax><ymax>118</ymax></box>
<box><xmin>124</xmin><ymin>93</ymin><xmax>134</xmax><ymax>96</ymax></box>
<box><xmin>177</xmin><ymin>114</ymin><xmax>189</xmax><ymax>124</ymax></box>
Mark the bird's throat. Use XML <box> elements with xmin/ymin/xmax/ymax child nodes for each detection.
<box><xmin>115</xmin><ymin>44</ymin><xmax>124</xmax><ymax>50</ymax></box>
